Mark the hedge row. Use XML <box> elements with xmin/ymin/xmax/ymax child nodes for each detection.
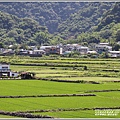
<box><xmin>11</xmin><ymin>63</ymin><xmax>86</xmax><ymax>68</ymax></box>
<box><xmin>103</xmin><ymin>80</ymin><xmax>120</xmax><ymax>83</ymax></box>
<box><xmin>0</xmin><ymin>94</ymin><xmax>96</xmax><ymax>98</ymax></box>
<box><xmin>112</xmin><ymin>81</ymin><xmax>120</xmax><ymax>82</ymax></box>
<box><xmin>102</xmin><ymin>69</ymin><xmax>119</xmax><ymax>72</ymax></box>
<box><xmin>37</xmin><ymin>78</ymin><xmax>100</xmax><ymax>84</ymax></box>
<box><xmin>0</xmin><ymin>111</ymin><xmax>53</xmax><ymax>118</ymax></box>
<box><xmin>45</xmin><ymin>75</ymin><xmax>79</xmax><ymax>78</ymax></box>
<box><xmin>11</xmin><ymin>61</ymin><xmax>108</xmax><ymax>65</ymax></box>
<box><xmin>85</xmin><ymin>89</ymin><xmax>120</xmax><ymax>93</ymax></box>
<box><xmin>17</xmin><ymin>106</ymin><xmax>120</xmax><ymax>113</ymax></box>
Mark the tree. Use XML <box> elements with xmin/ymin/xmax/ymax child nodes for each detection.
<box><xmin>19</xmin><ymin>43</ymin><xmax>28</xmax><ymax>50</ymax></box>
<box><xmin>8</xmin><ymin>30</ymin><xmax>18</xmax><ymax>38</ymax></box>
<box><xmin>99</xmin><ymin>52</ymin><xmax>109</xmax><ymax>58</ymax></box>
<box><xmin>34</xmin><ymin>32</ymin><xmax>49</xmax><ymax>45</ymax></box>
<box><xmin>99</xmin><ymin>30</ymin><xmax>112</xmax><ymax>39</ymax></box>
<box><xmin>112</xmin><ymin>44</ymin><xmax>120</xmax><ymax>51</ymax></box>
<box><xmin>116</xmin><ymin>29</ymin><xmax>120</xmax><ymax>42</ymax></box>
<box><xmin>11</xmin><ymin>44</ymin><xmax>20</xmax><ymax>50</ymax></box>
<box><xmin>0</xmin><ymin>42</ymin><xmax>4</xmax><ymax>48</ymax></box>
<box><xmin>84</xmin><ymin>66</ymin><xmax>87</xmax><ymax>70</ymax></box>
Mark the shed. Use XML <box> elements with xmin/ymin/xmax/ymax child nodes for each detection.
<box><xmin>20</xmin><ymin>72</ymin><xmax>35</xmax><ymax>79</ymax></box>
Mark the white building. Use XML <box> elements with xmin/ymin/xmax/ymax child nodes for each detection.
<box><xmin>32</xmin><ymin>50</ymin><xmax>45</xmax><ymax>55</ymax></box>
<box><xmin>0</xmin><ymin>63</ymin><xmax>19</xmax><ymax>77</ymax></box>
<box><xmin>109</xmin><ymin>51</ymin><xmax>120</xmax><ymax>58</ymax></box>
<box><xmin>63</xmin><ymin>44</ymin><xmax>89</xmax><ymax>55</ymax></box>
<box><xmin>0</xmin><ymin>48</ymin><xmax>5</xmax><ymax>54</ymax></box>
<box><xmin>99</xmin><ymin>43</ymin><xmax>109</xmax><ymax>45</ymax></box>
<box><xmin>95</xmin><ymin>43</ymin><xmax>112</xmax><ymax>53</ymax></box>
<box><xmin>76</xmin><ymin>46</ymin><xmax>89</xmax><ymax>54</ymax></box>
<box><xmin>87</xmin><ymin>51</ymin><xmax>97</xmax><ymax>54</ymax></box>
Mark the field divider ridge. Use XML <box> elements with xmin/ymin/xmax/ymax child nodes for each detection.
<box><xmin>0</xmin><ymin>94</ymin><xmax>96</xmax><ymax>98</ymax></box>
<box><xmin>37</xmin><ymin>77</ymin><xmax>100</xmax><ymax>84</ymax></box>
<box><xmin>15</xmin><ymin>106</ymin><xmax>120</xmax><ymax>113</ymax></box>
<box><xmin>84</xmin><ymin>89</ymin><xmax>120</xmax><ymax>93</ymax></box>
<box><xmin>0</xmin><ymin>110</ymin><xmax>54</xmax><ymax>118</ymax></box>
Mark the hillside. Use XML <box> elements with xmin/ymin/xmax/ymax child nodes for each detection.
<box><xmin>95</xmin><ymin>2</ymin><xmax>120</xmax><ymax>44</ymax></box>
<box><xmin>0</xmin><ymin>2</ymin><xmax>86</xmax><ymax>34</ymax></box>
<box><xmin>66</xmin><ymin>2</ymin><xmax>120</xmax><ymax>47</ymax></box>
<box><xmin>0</xmin><ymin>11</ymin><xmax>53</xmax><ymax>46</ymax></box>
<box><xmin>0</xmin><ymin>2</ymin><xmax>114</xmax><ymax>35</ymax></box>
<box><xmin>57</xmin><ymin>2</ymin><xmax>114</xmax><ymax>39</ymax></box>
<box><xmin>0</xmin><ymin>2</ymin><xmax>119</xmax><ymax>46</ymax></box>
<box><xmin>96</xmin><ymin>2</ymin><xmax>120</xmax><ymax>31</ymax></box>
<box><xmin>92</xmin><ymin>2</ymin><xmax>120</xmax><ymax>44</ymax></box>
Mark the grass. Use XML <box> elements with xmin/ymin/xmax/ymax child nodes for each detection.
<box><xmin>36</xmin><ymin>73</ymin><xmax>70</xmax><ymax>77</ymax></box>
<box><xmin>54</xmin><ymin>77</ymin><xmax>120</xmax><ymax>82</ymax></box>
<box><xmin>0</xmin><ymin>93</ymin><xmax>120</xmax><ymax>112</ymax></box>
<box><xmin>0</xmin><ymin>80</ymin><xmax>120</xmax><ymax>96</ymax></box>
<box><xmin>10</xmin><ymin>64</ymin><xmax>120</xmax><ymax>79</ymax></box>
<box><xmin>33</xmin><ymin>110</ymin><xmax>120</xmax><ymax>118</ymax></box>
<box><xmin>0</xmin><ymin>80</ymin><xmax>120</xmax><ymax>112</ymax></box>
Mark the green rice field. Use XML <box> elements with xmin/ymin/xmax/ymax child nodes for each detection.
<box><xmin>0</xmin><ymin>56</ymin><xmax>120</xmax><ymax>118</ymax></box>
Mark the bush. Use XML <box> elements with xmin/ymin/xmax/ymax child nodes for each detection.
<box><xmin>84</xmin><ymin>66</ymin><xmax>87</xmax><ymax>70</ymax></box>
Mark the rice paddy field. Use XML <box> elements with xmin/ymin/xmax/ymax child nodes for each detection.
<box><xmin>0</xmin><ymin>56</ymin><xmax>120</xmax><ymax>118</ymax></box>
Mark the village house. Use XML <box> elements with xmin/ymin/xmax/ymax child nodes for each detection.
<box><xmin>87</xmin><ymin>50</ymin><xmax>97</xmax><ymax>54</ymax></box>
<box><xmin>63</xmin><ymin>44</ymin><xmax>78</xmax><ymax>52</ymax></box>
<box><xmin>95</xmin><ymin>43</ymin><xmax>112</xmax><ymax>54</ymax></box>
<box><xmin>28</xmin><ymin>46</ymin><xmax>38</xmax><ymax>51</ymax></box>
<box><xmin>76</xmin><ymin>46</ymin><xmax>89</xmax><ymax>54</ymax></box>
<box><xmin>29</xmin><ymin>49</ymin><xmax>45</xmax><ymax>57</ymax></box>
<box><xmin>63</xmin><ymin>44</ymin><xmax>89</xmax><ymax>55</ymax></box>
<box><xmin>99</xmin><ymin>43</ymin><xmax>109</xmax><ymax>46</ymax></box>
<box><xmin>0</xmin><ymin>48</ymin><xmax>5</xmax><ymax>54</ymax></box>
<box><xmin>18</xmin><ymin>49</ymin><xmax>29</xmax><ymax>55</ymax></box>
<box><xmin>0</xmin><ymin>63</ymin><xmax>19</xmax><ymax>78</ymax></box>
<box><xmin>108</xmin><ymin>51</ymin><xmax>120</xmax><ymax>58</ymax></box>
<box><xmin>0</xmin><ymin>49</ymin><xmax>15</xmax><ymax>56</ymax></box>
<box><xmin>1</xmin><ymin>43</ymin><xmax>118</xmax><ymax>58</ymax></box>
<box><xmin>32</xmin><ymin>50</ymin><xmax>45</xmax><ymax>55</ymax></box>
<box><xmin>40</xmin><ymin>45</ymin><xmax>63</xmax><ymax>55</ymax></box>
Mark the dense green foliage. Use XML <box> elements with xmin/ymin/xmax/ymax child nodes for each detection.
<box><xmin>57</xmin><ymin>2</ymin><xmax>114</xmax><ymax>39</ymax></box>
<box><xmin>65</xmin><ymin>2</ymin><xmax>120</xmax><ymax>46</ymax></box>
<box><xmin>0</xmin><ymin>11</ymin><xmax>52</xmax><ymax>45</ymax></box>
<box><xmin>97</xmin><ymin>3</ymin><xmax>120</xmax><ymax>31</ymax></box>
<box><xmin>72</xmin><ymin>23</ymin><xmax>120</xmax><ymax>46</ymax></box>
<box><xmin>0</xmin><ymin>2</ymin><xmax>120</xmax><ymax>47</ymax></box>
<box><xmin>0</xmin><ymin>2</ymin><xmax>86</xmax><ymax>33</ymax></box>
<box><xmin>0</xmin><ymin>10</ymin><xmax>66</xmax><ymax>46</ymax></box>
